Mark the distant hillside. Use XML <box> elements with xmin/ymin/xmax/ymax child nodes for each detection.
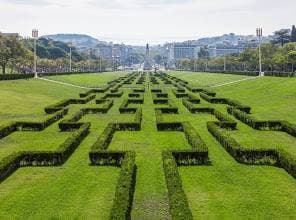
<box><xmin>186</xmin><ymin>33</ymin><xmax>272</xmax><ymax>46</ymax></box>
<box><xmin>22</xmin><ymin>37</ymin><xmax>84</xmax><ymax>61</ymax></box>
<box><xmin>42</xmin><ymin>34</ymin><xmax>106</xmax><ymax>51</ymax></box>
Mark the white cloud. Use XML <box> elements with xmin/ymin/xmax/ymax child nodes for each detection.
<box><xmin>0</xmin><ymin>0</ymin><xmax>295</xmax><ymax>45</ymax></box>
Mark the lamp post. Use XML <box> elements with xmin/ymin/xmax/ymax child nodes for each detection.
<box><xmin>224</xmin><ymin>55</ymin><xmax>226</xmax><ymax>71</ymax></box>
<box><xmin>256</xmin><ymin>27</ymin><xmax>263</xmax><ymax>76</ymax></box>
<box><xmin>32</xmin><ymin>29</ymin><xmax>38</xmax><ymax>78</ymax></box>
<box><xmin>69</xmin><ymin>42</ymin><xmax>72</xmax><ymax>72</ymax></box>
<box><xmin>88</xmin><ymin>49</ymin><xmax>91</xmax><ymax>71</ymax></box>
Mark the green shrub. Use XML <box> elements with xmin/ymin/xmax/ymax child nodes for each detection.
<box><xmin>162</xmin><ymin>151</ymin><xmax>193</xmax><ymax>220</ymax></box>
<box><xmin>109</xmin><ymin>151</ymin><xmax>136</xmax><ymax>220</ymax></box>
<box><xmin>0</xmin><ymin>74</ymin><xmax>34</xmax><ymax>81</ymax></box>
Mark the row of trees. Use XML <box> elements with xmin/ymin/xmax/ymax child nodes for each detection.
<box><xmin>176</xmin><ymin>42</ymin><xmax>296</xmax><ymax>72</ymax></box>
<box><xmin>0</xmin><ymin>35</ymin><xmax>119</xmax><ymax>74</ymax></box>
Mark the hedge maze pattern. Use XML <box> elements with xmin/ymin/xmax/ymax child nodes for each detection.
<box><xmin>0</xmin><ymin>71</ymin><xmax>295</xmax><ymax>219</ymax></box>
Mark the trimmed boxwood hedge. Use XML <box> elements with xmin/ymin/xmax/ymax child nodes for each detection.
<box><xmin>44</xmin><ymin>94</ymin><xmax>96</xmax><ymax>114</ymax></box>
<box><xmin>108</xmin><ymin>152</ymin><xmax>136</xmax><ymax>220</ymax></box>
<box><xmin>58</xmin><ymin>100</ymin><xmax>113</xmax><ymax>131</ymax></box>
<box><xmin>207</xmin><ymin>121</ymin><xmax>296</xmax><ymax>177</ymax></box>
<box><xmin>228</xmin><ymin>107</ymin><xmax>295</xmax><ymax>136</ymax></box>
<box><xmin>0</xmin><ymin>108</ymin><xmax>68</xmax><ymax>139</ymax></box>
<box><xmin>0</xmin><ymin>73</ymin><xmax>34</xmax><ymax>81</ymax></box>
<box><xmin>162</xmin><ymin>151</ymin><xmax>193</xmax><ymax>220</ymax></box>
<box><xmin>0</xmin><ymin>123</ymin><xmax>90</xmax><ymax>182</ymax></box>
<box><xmin>182</xmin><ymin>122</ymin><xmax>208</xmax><ymax>152</ymax></box>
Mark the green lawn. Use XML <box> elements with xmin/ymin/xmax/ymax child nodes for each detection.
<box><xmin>0</xmin><ymin>78</ymin><xmax>84</xmax><ymax>125</ymax></box>
<box><xmin>46</xmin><ymin>71</ymin><xmax>128</xmax><ymax>87</ymax></box>
<box><xmin>0</xmin><ymin>71</ymin><xmax>295</xmax><ymax>219</ymax></box>
<box><xmin>168</xmin><ymin>71</ymin><xmax>251</xmax><ymax>87</ymax></box>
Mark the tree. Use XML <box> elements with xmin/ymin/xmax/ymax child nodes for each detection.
<box><xmin>287</xmin><ymin>51</ymin><xmax>296</xmax><ymax>72</ymax></box>
<box><xmin>0</xmin><ymin>35</ymin><xmax>26</xmax><ymax>74</ymax></box>
<box><xmin>272</xmin><ymin>53</ymin><xmax>287</xmax><ymax>71</ymax></box>
<box><xmin>0</xmin><ymin>35</ymin><xmax>11</xmax><ymax>74</ymax></box>
<box><xmin>291</xmin><ymin>25</ymin><xmax>296</xmax><ymax>42</ymax></box>
<box><xmin>272</xmin><ymin>29</ymin><xmax>291</xmax><ymax>46</ymax></box>
<box><xmin>261</xmin><ymin>43</ymin><xmax>278</xmax><ymax>71</ymax></box>
<box><xmin>198</xmin><ymin>47</ymin><xmax>209</xmax><ymax>58</ymax></box>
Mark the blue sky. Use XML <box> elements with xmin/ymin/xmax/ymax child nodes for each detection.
<box><xmin>0</xmin><ymin>0</ymin><xmax>295</xmax><ymax>45</ymax></box>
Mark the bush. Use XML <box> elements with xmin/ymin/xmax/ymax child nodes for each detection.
<box><xmin>0</xmin><ymin>74</ymin><xmax>34</xmax><ymax>81</ymax></box>
<box><xmin>207</xmin><ymin>121</ymin><xmax>278</xmax><ymax>165</ymax></box>
<box><xmin>0</xmin><ymin>122</ymin><xmax>18</xmax><ymax>139</ymax></box>
<box><xmin>91</xmin><ymin>123</ymin><xmax>116</xmax><ymax>151</ymax></box>
<box><xmin>172</xmin><ymin>150</ymin><xmax>209</xmax><ymax>166</ymax></box>
<box><xmin>109</xmin><ymin>151</ymin><xmax>136</xmax><ymax>220</ymax></box>
<box><xmin>207</xmin><ymin>121</ymin><xmax>296</xmax><ymax>177</ymax></box>
<box><xmin>44</xmin><ymin>94</ymin><xmax>96</xmax><ymax>114</ymax></box>
<box><xmin>162</xmin><ymin>151</ymin><xmax>193</xmax><ymax>220</ymax></box>
<box><xmin>182</xmin><ymin>122</ymin><xmax>208</xmax><ymax>152</ymax></box>
<box><xmin>200</xmin><ymin>93</ymin><xmax>228</xmax><ymax>104</ymax></box>
<box><xmin>0</xmin><ymin>123</ymin><xmax>90</xmax><ymax>182</ymax></box>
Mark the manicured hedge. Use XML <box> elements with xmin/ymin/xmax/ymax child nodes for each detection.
<box><xmin>207</xmin><ymin>121</ymin><xmax>278</xmax><ymax>165</ymax></box>
<box><xmin>109</xmin><ymin>151</ymin><xmax>136</xmax><ymax>220</ymax></box>
<box><xmin>187</xmin><ymin>94</ymin><xmax>200</xmax><ymax>104</ymax></box>
<box><xmin>207</xmin><ymin>121</ymin><xmax>296</xmax><ymax>177</ymax></box>
<box><xmin>182</xmin><ymin>122</ymin><xmax>208</xmax><ymax>152</ymax></box>
<box><xmin>172</xmin><ymin>89</ymin><xmax>188</xmax><ymax>98</ymax></box>
<box><xmin>91</xmin><ymin>123</ymin><xmax>116</xmax><ymax>151</ymax></box>
<box><xmin>44</xmin><ymin>94</ymin><xmax>96</xmax><ymax>114</ymax></box>
<box><xmin>58</xmin><ymin>100</ymin><xmax>113</xmax><ymax>131</ymax></box>
<box><xmin>0</xmin><ymin>73</ymin><xmax>34</xmax><ymax>81</ymax></box>
<box><xmin>0</xmin><ymin>152</ymin><xmax>23</xmax><ymax>183</ymax></box>
<box><xmin>0</xmin><ymin>122</ymin><xmax>18</xmax><ymax>139</ymax></box>
<box><xmin>162</xmin><ymin>151</ymin><xmax>193</xmax><ymax>220</ymax></box>
<box><xmin>0</xmin><ymin>109</ymin><xmax>67</xmax><ymax>138</ymax></box>
<box><xmin>119</xmin><ymin>99</ymin><xmax>143</xmax><ymax>114</ymax></box>
<box><xmin>79</xmin><ymin>87</ymin><xmax>110</xmax><ymax>98</ymax></box>
<box><xmin>172</xmin><ymin>150</ymin><xmax>209</xmax><ymax>166</ymax></box>
<box><xmin>102</xmin><ymin>91</ymin><xmax>123</xmax><ymax>99</ymax></box>
<box><xmin>89</xmin><ymin>151</ymin><xmax>136</xmax><ymax>219</ymax></box>
<box><xmin>133</xmin><ymin>88</ymin><xmax>145</xmax><ymax>93</ymax></box>
<box><xmin>182</xmin><ymin>100</ymin><xmax>237</xmax><ymax>129</ymax></box>
<box><xmin>200</xmin><ymin>92</ymin><xmax>228</xmax><ymax>104</ymax></box>
<box><xmin>0</xmin><ymin>123</ymin><xmax>90</xmax><ymax>182</ymax></box>
<box><xmin>227</xmin><ymin>107</ymin><xmax>295</xmax><ymax>136</ymax></box>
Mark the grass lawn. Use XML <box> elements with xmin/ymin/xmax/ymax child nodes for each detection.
<box><xmin>45</xmin><ymin>71</ymin><xmax>128</xmax><ymax>87</ymax></box>
<box><xmin>0</xmin><ymin>78</ymin><xmax>84</xmax><ymax>125</ymax></box>
<box><xmin>0</xmin><ymin>71</ymin><xmax>295</xmax><ymax>219</ymax></box>
<box><xmin>168</xmin><ymin>71</ymin><xmax>251</xmax><ymax>87</ymax></box>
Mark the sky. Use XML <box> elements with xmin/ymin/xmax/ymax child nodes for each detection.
<box><xmin>0</xmin><ymin>0</ymin><xmax>295</xmax><ymax>45</ymax></box>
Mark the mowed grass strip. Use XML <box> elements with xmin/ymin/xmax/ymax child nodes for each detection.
<box><xmin>46</xmin><ymin>71</ymin><xmax>128</xmax><ymax>87</ymax></box>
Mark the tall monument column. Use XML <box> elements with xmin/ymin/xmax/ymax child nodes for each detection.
<box><xmin>143</xmin><ymin>43</ymin><xmax>152</xmax><ymax>70</ymax></box>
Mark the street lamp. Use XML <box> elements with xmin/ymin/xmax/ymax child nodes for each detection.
<box><xmin>256</xmin><ymin>27</ymin><xmax>263</xmax><ymax>76</ymax></box>
<box><xmin>88</xmin><ymin>49</ymin><xmax>91</xmax><ymax>71</ymax></box>
<box><xmin>68</xmin><ymin>42</ymin><xmax>72</xmax><ymax>72</ymax></box>
<box><xmin>32</xmin><ymin>29</ymin><xmax>38</xmax><ymax>78</ymax></box>
<box><xmin>224</xmin><ymin>55</ymin><xmax>226</xmax><ymax>71</ymax></box>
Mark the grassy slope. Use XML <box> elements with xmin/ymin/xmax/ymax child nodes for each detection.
<box><xmin>167</xmin><ymin>71</ymin><xmax>296</xmax><ymax>218</ymax></box>
<box><xmin>46</xmin><ymin>71</ymin><xmax>128</xmax><ymax>87</ymax></box>
<box><xmin>0</xmin><ymin>78</ymin><xmax>84</xmax><ymax>125</ymax></box>
<box><xmin>0</xmin><ymin>74</ymin><xmax>129</xmax><ymax>218</ymax></box>
<box><xmin>168</xmin><ymin>71</ymin><xmax>250</xmax><ymax>87</ymax></box>
<box><xmin>169</xmin><ymin>71</ymin><xmax>296</xmax><ymax>123</ymax></box>
<box><xmin>0</xmin><ymin>72</ymin><xmax>295</xmax><ymax>218</ymax></box>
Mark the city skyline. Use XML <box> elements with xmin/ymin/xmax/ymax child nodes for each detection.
<box><xmin>0</xmin><ymin>0</ymin><xmax>295</xmax><ymax>45</ymax></box>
